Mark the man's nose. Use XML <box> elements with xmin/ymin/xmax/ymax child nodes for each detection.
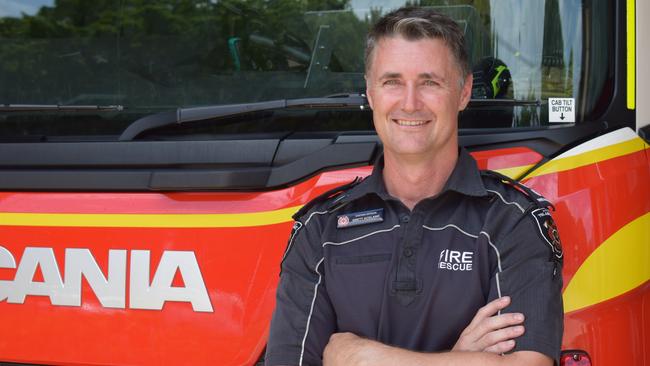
<box><xmin>401</xmin><ymin>83</ymin><xmax>421</xmax><ymax>113</ymax></box>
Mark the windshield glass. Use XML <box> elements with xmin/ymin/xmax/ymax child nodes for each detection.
<box><xmin>0</xmin><ymin>0</ymin><xmax>612</xmax><ymax>139</ymax></box>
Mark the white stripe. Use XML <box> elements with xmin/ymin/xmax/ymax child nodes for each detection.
<box><xmin>422</xmin><ymin>224</ymin><xmax>479</xmax><ymax>238</ymax></box>
<box><xmin>494</xmin><ymin>273</ymin><xmax>503</xmax><ymax>315</ymax></box>
<box><xmin>295</xmin><ymin>207</ymin><xmax>338</xmax><ymax>365</ymax></box>
<box><xmin>299</xmin><ymin>257</ymin><xmax>325</xmax><ymax>366</ymax></box>
<box><xmin>487</xmin><ymin>189</ymin><xmax>525</xmax><ymax>213</ymax></box>
<box><xmin>481</xmin><ymin>231</ymin><xmax>503</xmax><ymax>315</ymax></box>
<box><xmin>297</xmin><ymin>208</ymin><xmax>339</xmax><ymax>365</ymax></box>
<box><xmin>281</xmin><ymin>221</ymin><xmax>303</xmax><ymax>263</ymax></box>
<box><xmin>321</xmin><ymin>225</ymin><xmax>401</xmax><ymax>247</ymax></box>
<box><xmin>284</xmin><ymin>206</ymin><xmax>335</xmax><ymax>264</ymax></box>
<box><xmin>554</xmin><ymin>127</ymin><xmax>638</xmax><ymax>159</ymax></box>
<box><xmin>481</xmin><ymin>231</ymin><xmax>502</xmax><ymax>272</ymax></box>
<box><xmin>304</xmin><ymin>210</ymin><xmax>329</xmax><ymax>225</ymax></box>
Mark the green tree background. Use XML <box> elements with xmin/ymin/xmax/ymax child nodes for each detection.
<box><xmin>0</xmin><ymin>0</ymin><xmax>580</xmax><ymax>133</ymax></box>
<box><xmin>0</xmin><ymin>0</ymin><xmax>376</xmax><ymax>107</ymax></box>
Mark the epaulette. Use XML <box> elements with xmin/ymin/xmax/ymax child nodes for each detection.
<box><xmin>292</xmin><ymin>177</ymin><xmax>362</xmax><ymax>221</ymax></box>
<box><xmin>481</xmin><ymin>170</ymin><xmax>555</xmax><ymax>211</ymax></box>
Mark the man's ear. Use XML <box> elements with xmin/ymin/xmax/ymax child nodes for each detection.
<box><xmin>365</xmin><ymin>75</ymin><xmax>374</xmax><ymax>110</ymax></box>
<box><xmin>459</xmin><ymin>73</ymin><xmax>473</xmax><ymax>111</ymax></box>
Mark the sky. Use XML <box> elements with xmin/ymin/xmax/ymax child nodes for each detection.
<box><xmin>0</xmin><ymin>0</ymin><xmax>53</xmax><ymax>18</ymax></box>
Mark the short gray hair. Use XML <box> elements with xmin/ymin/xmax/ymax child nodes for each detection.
<box><xmin>365</xmin><ymin>7</ymin><xmax>470</xmax><ymax>81</ymax></box>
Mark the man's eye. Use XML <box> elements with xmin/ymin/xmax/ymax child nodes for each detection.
<box><xmin>383</xmin><ymin>79</ymin><xmax>400</xmax><ymax>86</ymax></box>
<box><xmin>423</xmin><ymin>80</ymin><xmax>439</xmax><ymax>87</ymax></box>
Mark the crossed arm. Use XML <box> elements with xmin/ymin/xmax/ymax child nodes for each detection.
<box><xmin>322</xmin><ymin>297</ymin><xmax>553</xmax><ymax>366</ymax></box>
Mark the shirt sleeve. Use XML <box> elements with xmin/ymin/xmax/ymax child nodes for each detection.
<box><xmin>265</xmin><ymin>220</ymin><xmax>336</xmax><ymax>366</ymax></box>
<box><xmin>487</xmin><ymin>207</ymin><xmax>564</xmax><ymax>365</ymax></box>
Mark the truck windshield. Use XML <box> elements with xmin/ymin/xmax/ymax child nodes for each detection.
<box><xmin>0</xmin><ymin>0</ymin><xmax>612</xmax><ymax>140</ymax></box>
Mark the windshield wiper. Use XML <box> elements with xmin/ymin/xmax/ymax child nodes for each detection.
<box><xmin>118</xmin><ymin>96</ymin><xmax>541</xmax><ymax>141</ymax></box>
<box><xmin>1</xmin><ymin>104</ymin><xmax>124</xmax><ymax>112</ymax></box>
<box><xmin>468</xmin><ymin>99</ymin><xmax>542</xmax><ymax>107</ymax></box>
<box><xmin>118</xmin><ymin>94</ymin><xmax>369</xmax><ymax>141</ymax></box>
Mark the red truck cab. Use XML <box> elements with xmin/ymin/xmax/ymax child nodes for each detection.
<box><xmin>0</xmin><ymin>1</ymin><xmax>647</xmax><ymax>365</ymax></box>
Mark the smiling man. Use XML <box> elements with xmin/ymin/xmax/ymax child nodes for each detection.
<box><xmin>265</xmin><ymin>7</ymin><xmax>563</xmax><ymax>366</ymax></box>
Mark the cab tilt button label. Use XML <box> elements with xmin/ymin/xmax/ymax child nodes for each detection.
<box><xmin>337</xmin><ymin>208</ymin><xmax>384</xmax><ymax>228</ymax></box>
<box><xmin>548</xmin><ymin>97</ymin><xmax>575</xmax><ymax>123</ymax></box>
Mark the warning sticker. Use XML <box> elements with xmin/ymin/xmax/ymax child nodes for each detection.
<box><xmin>548</xmin><ymin>98</ymin><xmax>575</xmax><ymax>123</ymax></box>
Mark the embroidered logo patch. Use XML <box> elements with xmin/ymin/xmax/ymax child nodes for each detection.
<box><xmin>531</xmin><ymin>208</ymin><xmax>563</xmax><ymax>260</ymax></box>
<box><xmin>337</xmin><ymin>208</ymin><xmax>384</xmax><ymax>228</ymax></box>
<box><xmin>437</xmin><ymin>249</ymin><xmax>474</xmax><ymax>271</ymax></box>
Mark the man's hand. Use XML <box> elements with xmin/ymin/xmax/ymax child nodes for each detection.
<box><xmin>452</xmin><ymin>296</ymin><xmax>525</xmax><ymax>354</ymax></box>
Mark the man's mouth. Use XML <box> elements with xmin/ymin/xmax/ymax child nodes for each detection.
<box><xmin>393</xmin><ymin>119</ymin><xmax>430</xmax><ymax>126</ymax></box>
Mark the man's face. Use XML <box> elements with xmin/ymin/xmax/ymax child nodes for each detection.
<box><xmin>365</xmin><ymin>36</ymin><xmax>472</xmax><ymax>158</ymax></box>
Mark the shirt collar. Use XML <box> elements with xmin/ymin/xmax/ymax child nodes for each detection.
<box><xmin>442</xmin><ymin>148</ymin><xmax>489</xmax><ymax>197</ymax></box>
<box><xmin>344</xmin><ymin>148</ymin><xmax>488</xmax><ymax>204</ymax></box>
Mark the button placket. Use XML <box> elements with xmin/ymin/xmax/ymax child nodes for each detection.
<box><xmin>403</xmin><ymin>247</ymin><xmax>413</xmax><ymax>257</ymax></box>
<box><xmin>392</xmin><ymin>210</ymin><xmax>421</xmax><ymax>305</ymax></box>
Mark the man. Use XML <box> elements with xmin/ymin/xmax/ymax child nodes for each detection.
<box><xmin>265</xmin><ymin>7</ymin><xmax>563</xmax><ymax>366</ymax></box>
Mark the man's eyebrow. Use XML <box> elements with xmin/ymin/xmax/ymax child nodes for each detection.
<box><xmin>377</xmin><ymin>72</ymin><xmax>447</xmax><ymax>82</ymax></box>
<box><xmin>418</xmin><ymin>72</ymin><xmax>446</xmax><ymax>81</ymax></box>
<box><xmin>378</xmin><ymin>72</ymin><xmax>402</xmax><ymax>80</ymax></box>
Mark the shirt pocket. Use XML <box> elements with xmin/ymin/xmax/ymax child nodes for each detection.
<box><xmin>328</xmin><ymin>253</ymin><xmax>392</xmax><ymax>337</ymax></box>
<box><xmin>335</xmin><ymin>253</ymin><xmax>392</xmax><ymax>265</ymax></box>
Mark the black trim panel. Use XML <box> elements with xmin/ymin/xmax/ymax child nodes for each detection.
<box><xmin>0</xmin><ymin>140</ymin><xmax>279</xmax><ymax>167</ymax></box>
<box><xmin>0</xmin><ymin>123</ymin><xmax>611</xmax><ymax>191</ymax></box>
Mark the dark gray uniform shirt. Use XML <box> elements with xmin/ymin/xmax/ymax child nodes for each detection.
<box><xmin>266</xmin><ymin>149</ymin><xmax>564</xmax><ymax>366</ymax></box>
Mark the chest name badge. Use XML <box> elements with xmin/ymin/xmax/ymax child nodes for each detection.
<box><xmin>337</xmin><ymin>209</ymin><xmax>384</xmax><ymax>229</ymax></box>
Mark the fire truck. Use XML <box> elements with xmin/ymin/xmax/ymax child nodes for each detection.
<box><xmin>0</xmin><ymin>0</ymin><xmax>647</xmax><ymax>365</ymax></box>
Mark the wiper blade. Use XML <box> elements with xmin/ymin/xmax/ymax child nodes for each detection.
<box><xmin>468</xmin><ymin>99</ymin><xmax>542</xmax><ymax>107</ymax></box>
<box><xmin>1</xmin><ymin>104</ymin><xmax>124</xmax><ymax>112</ymax></box>
<box><xmin>119</xmin><ymin>94</ymin><xmax>368</xmax><ymax>141</ymax></box>
<box><xmin>117</xmin><ymin>96</ymin><xmax>541</xmax><ymax>141</ymax></box>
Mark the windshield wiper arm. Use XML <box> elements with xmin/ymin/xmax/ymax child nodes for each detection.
<box><xmin>118</xmin><ymin>94</ymin><xmax>368</xmax><ymax>141</ymax></box>
<box><xmin>1</xmin><ymin>104</ymin><xmax>124</xmax><ymax>112</ymax></box>
<box><xmin>468</xmin><ymin>99</ymin><xmax>542</xmax><ymax>107</ymax></box>
<box><xmin>118</xmin><ymin>96</ymin><xmax>542</xmax><ymax>141</ymax></box>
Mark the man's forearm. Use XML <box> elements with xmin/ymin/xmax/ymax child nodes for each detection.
<box><xmin>357</xmin><ymin>342</ymin><xmax>548</xmax><ymax>366</ymax></box>
<box><xmin>323</xmin><ymin>334</ymin><xmax>552</xmax><ymax>366</ymax></box>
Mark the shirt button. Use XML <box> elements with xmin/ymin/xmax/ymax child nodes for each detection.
<box><xmin>403</xmin><ymin>248</ymin><xmax>413</xmax><ymax>257</ymax></box>
<box><xmin>401</xmin><ymin>215</ymin><xmax>410</xmax><ymax>223</ymax></box>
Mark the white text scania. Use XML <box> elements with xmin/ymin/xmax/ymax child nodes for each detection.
<box><xmin>0</xmin><ymin>246</ymin><xmax>213</xmax><ymax>312</ymax></box>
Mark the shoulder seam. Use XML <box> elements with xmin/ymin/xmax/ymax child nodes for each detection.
<box><xmin>481</xmin><ymin>169</ymin><xmax>554</xmax><ymax>210</ymax></box>
<box><xmin>292</xmin><ymin>177</ymin><xmax>362</xmax><ymax>221</ymax></box>
<box><xmin>486</xmin><ymin>189</ymin><xmax>526</xmax><ymax>213</ymax></box>
<box><xmin>304</xmin><ymin>210</ymin><xmax>332</xmax><ymax>226</ymax></box>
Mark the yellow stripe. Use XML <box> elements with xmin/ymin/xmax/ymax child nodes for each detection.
<box><xmin>525</xmin><ymin>138</ymin><xmax>645</xmax><ymax>179</ymax></box>
<box><xmin>493</xmin><ymin>164</ymin><xmax>535</xmax><ymax>180</ymax></box>
<box><xmin>0</xmin><ymin>206</ymin><xmax>302</xmax><ymax>228</ymax></box>
<box><xmin>563</xmin><ymin>212</ymin><xmax>650</xmax><ymax>313</ymax></box>
<box><xmin>627</xmin><ymin>0</ymin><xmax>636</xmax><ymax>109</ymax></box>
